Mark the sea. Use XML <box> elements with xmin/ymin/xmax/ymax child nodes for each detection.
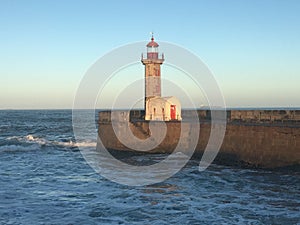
<box><xmin>0</xmin><ymin>110</ymin><xmax>299</xmax><ymax>225</ymax></box>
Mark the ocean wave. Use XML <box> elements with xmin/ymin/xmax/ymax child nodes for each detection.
<box><xmin>3</xmin><ymin>135</ymin><xmax>96</xmax><ymax>151</ymax></box>
<box><xmin>6</xmin><ymin>135</ymin><xmax>48</xmax><ymax>146</ymax></box>
<box><xmin>54</xmin><ymin>140</ymin><xmax>97</xmax><ymax>148</ymax></box>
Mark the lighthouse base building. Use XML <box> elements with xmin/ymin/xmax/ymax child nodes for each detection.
<box><xmin>145</xmin><ymin>96</ymin><xmax>182</xmax><ymax>121</ymax></box>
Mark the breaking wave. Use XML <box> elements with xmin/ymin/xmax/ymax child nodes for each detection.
<box><xmin>1</xmin><ymin>134</ymin><xmax>96</xmax><ymax>153</ymax></box>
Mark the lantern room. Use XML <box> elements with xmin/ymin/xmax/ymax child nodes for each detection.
<box><xmin>146</xmin><ymin>36</ymin><xmax>160</xmax><ymax>59</ymax></box>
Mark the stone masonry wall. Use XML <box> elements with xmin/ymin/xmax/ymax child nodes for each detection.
<box><xmin>98</xmin><ymin>110</ymin><xmax>300</xmax><ymax>169</ymax></box>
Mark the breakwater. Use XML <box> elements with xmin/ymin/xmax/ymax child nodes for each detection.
<box><xmin>97</xmin><ymin>109</ymin><xmax>300</xmax><ymax>169</ymax></box>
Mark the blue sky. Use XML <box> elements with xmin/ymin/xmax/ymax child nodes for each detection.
<box><xmin>1</xmin><ymin>0</ymin><xmax>299</xmax><ymax>109</ymax></box>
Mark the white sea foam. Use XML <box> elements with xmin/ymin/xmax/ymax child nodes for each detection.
<box><xmin>25</xmin><ymin>135</ymin><xmax>47</xmax><ymax>145</ymax></box>
<box><xmin>55</xmin><ymin>140</ymin><xmax>96</xmax><ymax>148</ymax></box>
<box><xmin>5</xmin><ymin>134</ymin><xmax>96</xmax><ymax>150</ymax></box>
<box><xmin>7</xmin><ymin>135</ymin><xmax>47</xmax><ymax>145</ymax></box>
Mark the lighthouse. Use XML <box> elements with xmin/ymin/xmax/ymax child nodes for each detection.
<box><xmin>141</xmin><ymin>35</ymin><xmax>182</xmax><ymax>121</ymax></box>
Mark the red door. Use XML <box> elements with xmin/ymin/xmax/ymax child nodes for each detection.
<box><xmin>170</xmin><ymin>105</ymin><xmax>176</xmax><ymax>120</ymax></box>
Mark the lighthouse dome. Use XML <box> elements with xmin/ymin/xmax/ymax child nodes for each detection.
<box><xmin>146</xmin><ymin>37</ymin><xmax>159</xmax><ymax>47</ymax></box>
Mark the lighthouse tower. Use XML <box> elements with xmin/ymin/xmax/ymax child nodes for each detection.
<box><xmin>141</xmin><ymin>35</ymin><xmax>164</xmax><ymax>106</ymax></box>
<box><xmin>142</xmin><ymin>35</ymin><xmax>182</xmax><ymax>121</ymax></box>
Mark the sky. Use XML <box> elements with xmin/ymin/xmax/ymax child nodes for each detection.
<box><xmin>1</xmin><ymin>0</ymin><xmax>300</xmax><ymax>109</ymax></box>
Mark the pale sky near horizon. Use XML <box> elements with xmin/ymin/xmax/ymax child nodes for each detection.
<box><xmin>1</xmin><ymin>0</ymin><xmax>300</xmax><ymax>109</ymax></box>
